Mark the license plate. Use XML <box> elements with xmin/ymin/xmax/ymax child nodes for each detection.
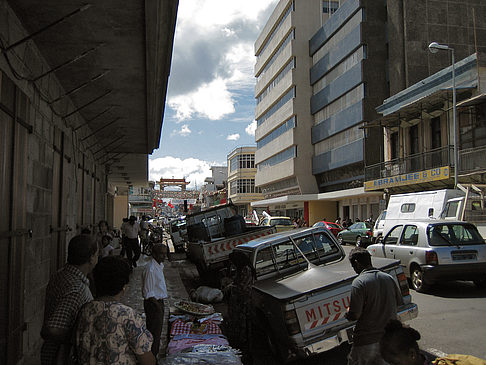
<box><xmin>452</xmin><ymin>253</ymin><xmax>477</xmax><ymax>261</ymax></box>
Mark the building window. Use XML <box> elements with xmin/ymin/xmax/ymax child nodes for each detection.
<box><xmin>256</xmin><ymin>1</ymin><xmax>294</xmax><ymax>59</ymax></box>
<box><xmin>230</xmin><ymin>179</ymin><xmax>260</xmax><ymax>195</ymax></box>
<box><xmin>257</xmin><ymin>116</ymin><xmax>296</xmax><ymax>149</ymax></box>
<box><xmin>257</xmin><ymin>29</ymin><xmax>295</xmax><ymax>81</ymax></box>
<box><xmin>257</xmin><ymin>146</ymin><xmax>297</xmax><ymax>170</ymax></box>
<box><xmin>256</xmin><ymin>58</ymin><xmax>295</xmax><ymax>105</ymax></box>
<box><xmin>431</xmin><ymin>117</ymin><xmax>441</xmax><ymax>149</ymax></box>
<box><xmin>409</xmin><ymin>124</ymin><xmax>419</xmax><ymax>155</ymax></box>
<box><xmin>230</xmin><ymin>154</ymin><xmax>255</xmax><ymax>171</ymax></box>
<box><xmin>390</xmin><ymin>132</ymin><xmax>398</xmax><ymax>160</ymax></box>
<box><xmin>323</xmin><ymin>1</ymin><xmax>340</xmax><ymax>14</ymax></box>
<box><xmin>257</xmin><ymin>87</ymin><xmax>295</xmax><ymax>126</ymax></box>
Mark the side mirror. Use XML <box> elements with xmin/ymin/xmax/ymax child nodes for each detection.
<box><xmin>378</xmin><ymin>236</ymin><xmax>384</xmax><ymax>244</ymax></box>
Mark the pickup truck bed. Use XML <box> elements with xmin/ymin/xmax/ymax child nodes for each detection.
<box><xmin>187</xmin><ymin>225</ymin><xmax>276</xmax><ymax>274</ymax></box>
<box><xmin>254</xmin><ymin>257</ymin><xmax>398</xmax><ymax>300</ymax></box>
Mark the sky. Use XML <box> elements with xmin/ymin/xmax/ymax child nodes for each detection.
<box><xmin>149</xmin><ymin>0</ymin><xmax>279</xmax><ymax>189</ymax></box>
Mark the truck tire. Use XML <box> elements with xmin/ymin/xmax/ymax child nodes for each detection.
<box><xmin>411</xmin><ymin>265</ymin><xmax>429</xmax><ymax>293</ymax></box>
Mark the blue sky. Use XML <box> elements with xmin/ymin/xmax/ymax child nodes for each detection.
<box><xmin>149</xmin><ymin>0</ymin><xmax>278</xmax><ymax>189</ymax></box>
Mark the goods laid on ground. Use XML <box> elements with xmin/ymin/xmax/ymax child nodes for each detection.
<box><xmin>173</xmin><ymin>300</ymin><xmax>214</xmax><ymax>316</ymax></box>
<box><xmin>189</xmin><ymin>286</ymin><xmax>224</xmax><ymax>304</ymax></box>
<box><xmin>162</xmin><ymin>307</ymin><xmax>241</xmax><ymax>365</ymax></box>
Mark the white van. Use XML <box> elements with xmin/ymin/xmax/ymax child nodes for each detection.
<box><xmin>382</xmin><ymin>189</ymin><xmax>464</xmax><ymax>237</ymax></box>
<box><xmin>372</xmin><ymin>210</ymin><xmax>387</xmax><ymax>242</ymax></box>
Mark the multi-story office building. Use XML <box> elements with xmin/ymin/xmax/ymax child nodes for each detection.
<box><xmin>227</xmin><ymin>146</ymin><xmax>263</xmax><ymax>217</ymax></box>
<box><xmin>253</xmin><ymin>0</ymin><xmax>323</xmax><ymax>200</ymax></box>
<box><xmin>253</xmin><ymin>0</ymin><xmax>383</xmax><ymax>223</ymax></box>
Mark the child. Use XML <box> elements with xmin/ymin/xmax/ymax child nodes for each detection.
<box><xmin>101</xmin><ymin>234</ymin><xmax>114</xmax><ymax>257</ymax></box>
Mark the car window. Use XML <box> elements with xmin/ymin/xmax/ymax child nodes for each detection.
<box><xmin>273</xmin><ymin>218</ymin><xmax>292</xmax><ymax>226</ymax></box>
<box><xmin>384</xmin><ymin>225</ymin><xmax>403</xmax><ymax>245</ymax></box>
<box><xmin>349</xmin><ymin>223</ymin><xmax>359</xmax><ymax>230</ymax></box>
<box><xmin>313</xmin><ymin>222</ymin><xmax>325</xmax><ymax>227</ymax></box>
<box><xmin>262</xmin><ymin>218</ymin><xmax>269</xmax><ymax>225</ymax></box>
<box><xmin>400</xmin><ymin>225</ymin><xmax>419</xmax><ymax>246</ymax></box>
<box><xmin>440</xmin><ymin>201</ymin><xmax>460</xmax><ymax>219</ymax></box>
<box><xmin>401</xmin><ymin>203</ymin><xmax>416</xmax><ymax>213</ymax></box>
<box><xmin>328</xmin><ymin>223</ymin><xmax>340</xmax><ymax>229</ymax></box>
<box><xmin>428</xmin><ymin>223</ymin><xmax>485</xmax><ymax>246</ymax></box>
<box><xmin>255</xmin><ymin>246</ymin><xmax>276</xmax><ymax>277</ymax></box>
<box><xmin>364</xmin><ymin>222</ymin><xmax>372</xmax><ymax>229</ymax></box>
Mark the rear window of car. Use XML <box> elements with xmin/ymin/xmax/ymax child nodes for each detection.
<box><xmin>254</xmin><ymin>231</ymin><xmax>340</xmax><ymax>278</ymax></box>
<box><xmin>328</xmin><ymin>223</ymin><xmax>341</xmax><ymax>229</ymax></box>
<box><xmin>427</xmin><ymin>223</ymin><xmax>485</xmax><ymax>246</ymax></box>
<box><xmin>272</xmin><ymin>218</ymin><xmax>292</xmax><ymax>226</ymax></box>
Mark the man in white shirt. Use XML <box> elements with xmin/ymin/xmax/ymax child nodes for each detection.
<box><xmin>125</xmin><ymin>215</ymin><xmax>141</xmax><ymax>267</ymax></box>
<box><xmin>142</xmin><ymin>243</ymin><xmax>168</xmax><ymax>358</ymax></box>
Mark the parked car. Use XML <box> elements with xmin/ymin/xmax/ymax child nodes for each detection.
<box><xmin>261</xmin><ymin>216</ymin><xmax>295</xmax><ymax>232</ymax></box>
<box><xmin>372</xmin><ymin>210</ymin><xmax>387</xmax><ymax>242</ymax></box>
<box><xmin>312</xmin><ymin>221</ymin><xmax>343</xmax><ymax>237</ymax></box>
<box><xmin>337</xmin><ymin>221</ymin><xmax>373</xmax><ymax>247</ymax></box>
<box><xmin>367</xmin><ymin>220</ymin><xmax>486</xmax><ymax>292</ymax></box>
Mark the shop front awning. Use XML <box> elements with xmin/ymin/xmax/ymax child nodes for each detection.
<box><xmin>251</xmin><ymin>188</ymin><xmax>383</xmax><ymax>207</ymax></box>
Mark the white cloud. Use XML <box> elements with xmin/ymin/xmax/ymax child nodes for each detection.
<box><xmin>169</xmin><ymin>78</ymin><xmax>235</xmax><ymax>121</ymax></box>
<box><xmin>245</xmin><ymin>120</ymin><xmax>257</xmax><ymax>136</ymax></box>
<box><xmin>171</xmin><ymin>124</ymin><xmax>191</xmax><ymax>136</ymax></box>
<box><xmin>227</xmin><ymin>133</ymin><xmax>240</xmax><ymax>141</ymax></box>
<box><xmin>149</xmin><ymin>157</ymin><xmax>216</xmax><ymax>189</ymax></box>
<box><xmin>167</xmin><ymin>1</ymin><xmax>278</xmax><ymax>121</ymax></box>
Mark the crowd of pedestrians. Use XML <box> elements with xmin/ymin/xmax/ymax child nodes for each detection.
<box><xmin>40</xmin><ymin>219</ymin><xmax>485</xmax><ymax>365</ymax></box>
<box><xmin>40</xmin><ymin>216</ymin><xmax>168</xmax><ymax>365</ymax></box>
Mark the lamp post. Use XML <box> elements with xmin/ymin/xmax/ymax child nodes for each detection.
<box><xmin>428</xmin><ymin>42</ymin><xmax>458</xmax><ymax>188</ymax></box>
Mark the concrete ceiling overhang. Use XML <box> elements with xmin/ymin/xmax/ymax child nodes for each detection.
<box><xmin>8</xmin><ymin>0</ymin><xmax>178</xmax><ymax>187</ymax></box>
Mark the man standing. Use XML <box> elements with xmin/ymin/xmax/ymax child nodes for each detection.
<box><xmin>125</xmin><ymin>215</ymin><xmax>141</xmax><ymax>267</ymax></box>
<box><xmin>41</xmin><ymin>235</ymin><xmax>98</xmax><ymax>365</ymax></box>
<box><xmin>141</xmin><ymin>244</ymin><xmax>168</xmax><ymax>358</ymax></box>
<box><xmin>345</xmin><ymin>247</ymin><xmax>402</xmax><ymax>365</ymax></box>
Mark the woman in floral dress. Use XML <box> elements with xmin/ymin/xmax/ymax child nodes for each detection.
<box><xmin>74</xmin><ymin>256</ymin><xmax>155</xmax><ymax>365</ymax></box>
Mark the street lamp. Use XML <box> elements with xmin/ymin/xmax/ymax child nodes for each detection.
<box><xmin>428</xmin><ymin>42</ymin><xmax>458</xmax><ymax>188</ymax></box>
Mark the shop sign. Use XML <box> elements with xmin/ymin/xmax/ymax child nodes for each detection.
<box><xmin>364</xmin><ymin>166</ymin><xmax>449</xmax><ymax>191</ymax></box>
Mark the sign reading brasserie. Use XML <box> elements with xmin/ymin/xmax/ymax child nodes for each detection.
<box><xmin>364</xmin><ymin>166</ymin><xmax>449</xmax><ymax>191</ymax></box>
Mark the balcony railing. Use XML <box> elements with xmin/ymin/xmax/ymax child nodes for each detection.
<box><xmin>365</xmin><ymin>146</ymin><xmax>453</xmax><ymax>181</ymax></box>
<box><xmin>459</xmin><ymin>145</ymin><xmax>486</xmax><ymax>175</ymax></box>
<box><xmin>128</xmin><ymin>195</ymin><xmax>152</xmax><ymax>203</ymax></box>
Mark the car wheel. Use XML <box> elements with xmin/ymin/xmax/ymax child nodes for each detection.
<box><xmin>473</xmin><ymin>278</ymin><xmax>486</xmax><ymax>288</ymax></box>
<box><xmin>411</xmin><ymin>266</ymin><xmax>429</xmax><ymax>293</ymax></box>
<box><xmin>338</xmin><ymin>235</ymin><xmax>344</xmax><ymax>245</ymax></box>
<box><xmin>355</xmin><ymin>236</ymin><xmax>362</xmax><ymax>247</ymax></box>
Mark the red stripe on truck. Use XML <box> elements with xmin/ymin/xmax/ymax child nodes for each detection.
<box><xmin>304</xmin><ymin>295</ymin><xmax>350</xmax><ymax>330</ymax></box>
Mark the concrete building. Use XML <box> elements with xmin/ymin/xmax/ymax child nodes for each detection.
<box><xmin>0</xmin><ymin>1</ymin><xmax>178</xmax><ymax>363</ymax></box>
<box><xmin>253</xmin><ymin>0</ymin><xmax>486</xmax><ymax>225</ymax></box>
<box><xmin>227</xmin><ymin>146</ymin><xmax>263</xmax><ymax>217</ymax></box>
<box><xmin>200</xmin><ymin>166</ymin><xmax>228</xmax><ymax>208</ymax></box>
<box><xmin>365</xmin><ymin>52</ymin><xmax>486</xmax><ymax>194</ymax></box>
<box><xmin>253</xmin><ymin>0</ymin><xmax>323</xmax><ymax>200</ymax></box>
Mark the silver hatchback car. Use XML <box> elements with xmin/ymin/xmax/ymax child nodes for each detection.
<box><xmin>367</xmin><ymin>220</ymin><xmax>486</xmax><ymax>292</ymax></box>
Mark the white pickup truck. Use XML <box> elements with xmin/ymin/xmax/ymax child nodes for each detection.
<box><xmin>232</xmin><ymin>227</ymin><xmax>418</xmax><ymax>363</ymax></box>
<box><xmin>185</xmin><ymin>203</ymin><xmax>276</xmax><ymax>275</ymax></box>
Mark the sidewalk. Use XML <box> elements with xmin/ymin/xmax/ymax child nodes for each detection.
<box><xmin>119</xmin><ymin>237</ymin><xmax>190</xmax><ymax>359</ymax></box>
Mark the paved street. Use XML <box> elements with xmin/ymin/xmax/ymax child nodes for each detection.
<box><xmin>119</xmin><ymin>239</ymin><xmax>486</xmax><ymax>364</ymax></box>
